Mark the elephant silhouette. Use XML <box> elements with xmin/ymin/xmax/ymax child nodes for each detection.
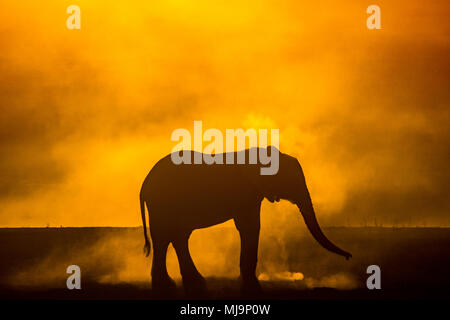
<box><xmin>140</xmin><ymin>147</ymin><xmax>351</xmax><ymax>293</ymax></box>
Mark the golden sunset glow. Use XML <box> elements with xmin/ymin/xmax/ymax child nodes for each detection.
<box><xmin>0</xmin><ymin>0</ymin><xmax>449</xmax><ymax>230</ymax></box>
<box><xmin>0</xmin><ymin>2</ymin><xmax>450</xmax><ymax>299</ymax></box>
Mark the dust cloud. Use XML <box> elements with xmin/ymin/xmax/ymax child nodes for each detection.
<box><xmin>5</xmin><ymin>213</ymin><xmax>360</xmax><ymax>290</ymax></box>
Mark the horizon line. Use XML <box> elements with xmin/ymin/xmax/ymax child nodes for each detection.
<box><xmin>1</xmin><ymin>225</ymin><xmax>449</xmax><ymax>229</ymax></box>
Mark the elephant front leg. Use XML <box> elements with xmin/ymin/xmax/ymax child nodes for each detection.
<box><xmin>234</xmin><ymin>214</ymin><xmax>262</xmax><ymax>294</ymax></box>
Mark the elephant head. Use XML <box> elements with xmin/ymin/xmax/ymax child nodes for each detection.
<box><xmin>257</xmin><ymin>147</ymin><xmax>352</xmax><ymax>260</ymax></box>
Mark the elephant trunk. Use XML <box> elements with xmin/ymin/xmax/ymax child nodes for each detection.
<box><xmin>296</xmin><ymin>179</ymin><xmax>352</xmax><ymax>260</ymax></box>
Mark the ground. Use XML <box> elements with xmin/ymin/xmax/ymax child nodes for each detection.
<box><xmin>0</xmin><ymin>227</ymin><xmax>449</xmax><ymax>300</ymax></box>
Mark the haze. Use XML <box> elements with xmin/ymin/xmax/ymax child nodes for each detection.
<box><xmin>0</xmin><ymin>0</ymin><xmax>449</xmax><ymax>227</ymax></box>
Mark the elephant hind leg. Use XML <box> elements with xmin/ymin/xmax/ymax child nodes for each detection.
<box><xmin>151</xmin><ymin>238</ymin><xmax>176</xmax><ymax>292</ymax></box>
<box><xmin>172</xmin><ymin>233</ymin><xmax>206</xmax><ymax>294</ymax></box>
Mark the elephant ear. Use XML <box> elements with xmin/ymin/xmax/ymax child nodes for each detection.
<box><xmin>259</xmin><ymin>146</ymin><xmax>282</xmax><ymax>201</ymax></box>
<box><xmin>236</xmin><ymin>151</ymin><xmax>279</xmax><ymax>202</ymax></box>
<box><xmin>236</xmin><ymin>162</ymin><xmax>264</xmax><ymax>198</ymax></box>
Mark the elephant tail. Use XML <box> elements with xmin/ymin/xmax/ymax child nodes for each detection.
<box><xmin>140</xmin><ymin>195</ymin><xmax>151</xmax><ymax>257</ymax></box>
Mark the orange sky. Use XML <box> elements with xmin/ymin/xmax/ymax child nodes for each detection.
<box><xmin>0</xmin><ymin>0</ymin><xmax>449</xmax><ymax>227</ymax></box>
